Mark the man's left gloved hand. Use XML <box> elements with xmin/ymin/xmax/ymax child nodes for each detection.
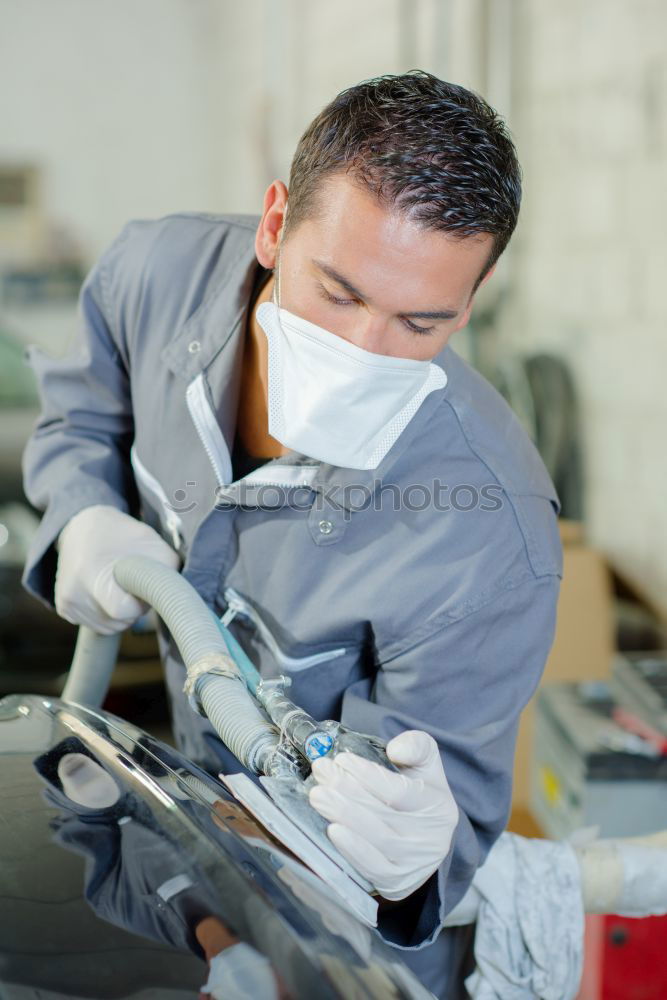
<box><xmin>308</xmin><ymin>730</ymin><xmax>459</xmax><ymax>901</ymax></box>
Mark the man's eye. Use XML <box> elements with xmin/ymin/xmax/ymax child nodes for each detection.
<box><xmin>317</xmin><ymin>284</ymin><xmax>357</xmax><ymax>307</ymax></box>
<box><xmin>317</xmin><ymin>283</ymin><xmax>435</xmax><ymax>335</ymax></box>
<box><xmin>402</xmin><ymin>318</ymin><xmax>436</xmax><ymax>336</ymax></box>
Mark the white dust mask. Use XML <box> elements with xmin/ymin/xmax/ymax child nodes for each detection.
<box><xmin>254</xmin><ymin>261</ymin><xmax>447</xmax><ymax>471</ymax></box>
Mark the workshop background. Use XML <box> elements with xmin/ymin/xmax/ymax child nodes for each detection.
<box><xmin>1</xmin><ymin>2</ymin><xmax>666</xmax><ymax>994</ymax></box>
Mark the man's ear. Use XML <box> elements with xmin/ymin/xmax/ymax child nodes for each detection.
<box><xmin>478</xmin><ymin>262</ymin><xmax>497</xmax><ymax>289</ymax></box>
<box><xmin>255</xmin><ymin>180</ymin><xmax>289</xmax><ymax>268</ymax></box>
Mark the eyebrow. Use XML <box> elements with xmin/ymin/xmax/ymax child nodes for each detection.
<box><xmin>312</xmin><ymin>259</ymin><xmax>459</xmax><ymax>321</ymax></box>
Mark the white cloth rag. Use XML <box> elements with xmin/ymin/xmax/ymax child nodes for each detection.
<box><xmin>463</xmin><ymin>833</ymin><xmax>584</xmax><ymax>1000</ymax></box>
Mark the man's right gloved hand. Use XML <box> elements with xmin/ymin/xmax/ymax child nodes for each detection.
<box><xmin>55</xmin><ymin>504</ymin><xmax>181</xmax><ymax>635</ymax></box>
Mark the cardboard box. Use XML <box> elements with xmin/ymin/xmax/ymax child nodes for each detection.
<box><xmin>511</xmin><ymin>522</ymin><xmax>615</xmax><ymax>810</ymax></box>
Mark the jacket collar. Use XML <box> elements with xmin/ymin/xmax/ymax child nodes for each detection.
<box><xmin>161</xmin><ymin>220</ymin><xmax>261</xmax><ymax>381</ymax></box>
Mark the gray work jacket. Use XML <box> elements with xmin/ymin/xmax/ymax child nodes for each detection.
<box><xmin>21</xmin><ymin>212</ymin><xmax>562</xmax><ymax>999</ymax></box>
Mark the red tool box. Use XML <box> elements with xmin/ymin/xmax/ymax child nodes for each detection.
<box><xmin>577</xmin><ymin>913</ymin><xmax>667</xmax><ymax>999</ymax></box>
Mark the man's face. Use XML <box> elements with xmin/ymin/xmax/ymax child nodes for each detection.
<box><xmin>257</xmin><ymin>172</ymin><xmax>495</xmax><ymax>362</ymax></box>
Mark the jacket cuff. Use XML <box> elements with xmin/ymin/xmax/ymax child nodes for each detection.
<box><xmin>377</xmin><ymin>853</ymin><xmax>451</xmax><ymax>951</ymax></box>
<box><xmin>21</xmin><ymin>487</ymin><xmax>130</xmax><ymax>612</ymax></box>
<box><xmin>377</xmin><ymin>831</ymin><xmax>481</xmax><ymax>951</ymax></box>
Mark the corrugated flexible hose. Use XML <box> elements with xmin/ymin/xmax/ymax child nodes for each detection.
<box><xmin>62</xmin><ymin>554</ymin><xmax>279</xmax><ymax>773</ymax></box>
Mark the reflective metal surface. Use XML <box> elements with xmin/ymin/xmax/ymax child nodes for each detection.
<box><xmin>0</xmin><ymin>693</ymin><xmax>431</xmax><ymax>999</ymax></box>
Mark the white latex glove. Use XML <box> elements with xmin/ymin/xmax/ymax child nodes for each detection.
<box><xmin>55</xmin><ymin>504</ymin><xmax>180</xmax><ymax>635</ymax></box>
<box><xmin>309</xmin><ymin>730</ymin><xmax>459</xmax><ymax>902</ymax></box>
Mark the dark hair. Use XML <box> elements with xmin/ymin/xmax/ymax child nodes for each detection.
<box><xmin>285</xmin><ymin>70</ymin><xmax>522</xmax><ymax>292</ymax></box>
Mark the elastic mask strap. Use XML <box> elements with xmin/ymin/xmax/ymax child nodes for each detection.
<box><xmin>272</xmin><ymin>202</ymin><xmax>288</xmax><ymax>309</ymax></box>
<box><xmin>272</xmin><ymin>259</ymin><xmax>280</xmax><ymax>308</ymax></box>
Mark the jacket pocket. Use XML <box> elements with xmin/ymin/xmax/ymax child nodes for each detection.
<box><xmin>219</xmin><ymin>587</ymin><xmax>371</xmax><ymax>721</ymax></box>
<box><xmin>221</xmin><ymin>586</ymin><xmax>348</xmax><ymax>672</ymax></box>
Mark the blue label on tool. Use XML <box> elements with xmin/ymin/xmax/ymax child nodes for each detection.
<box><xmin>304</xmin><ymin>732</ymin><xmax>334</xmax><ymax>760</ymax></box>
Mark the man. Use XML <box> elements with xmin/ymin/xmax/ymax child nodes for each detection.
<box><xmin>21</xmin><ymin>71</ymin><xmax>561</xmax><ymax>997</ymax></box>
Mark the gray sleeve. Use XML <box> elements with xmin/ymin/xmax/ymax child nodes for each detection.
<box><xmin>20</xmin><ymin>223</ymin><xmax>140</xmax><ymax>611</ymax></box>
<box><xmin>339</xmin><ymin>570</ymin><xmax>561</xmax><ymax>950</ymax></box>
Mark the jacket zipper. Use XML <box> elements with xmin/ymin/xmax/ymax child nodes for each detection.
<box><xmin>214</xmin><ymin>468</ymin><xmax>320</xmax><ymax>504</ymax></box>
<box><xmin>185</xmin><ymin>372</ymin><xmax>319</xmax><ymax>491</ymax></box>
<box><xmin>130</xmin><ymin>444</ymin><xmax>183</xmax><ymax>550</ymax></box>
<box><xmin>221</xmin><ymin>586</ymin><xmax>347</xmax><ymax>672</ymax></box>
<box><xmin>185</xmin><ymin>372</ymin><xmax>233</xmax><ymax>486</ymax></box>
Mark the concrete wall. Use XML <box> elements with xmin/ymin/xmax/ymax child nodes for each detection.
<box><xmin>1</xmin><ymin>0</ymin><xmax>228</xmax><ymax>260</ymax></box>
<box><xmin>499</xmin><ymin>0</ymin><xmax>667</xmax><ymax>611</ymax></box>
